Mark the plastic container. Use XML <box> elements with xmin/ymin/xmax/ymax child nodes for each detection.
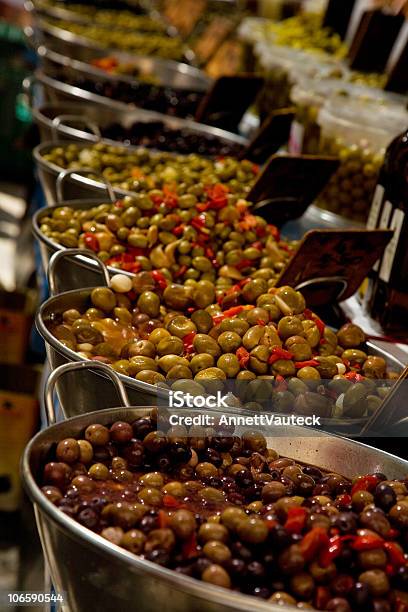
<box><xmin>289</xmin><ymin>78</ymin><xmax>408</xmax><ymax>155</ymax></box>
<box><xmin>255</xmin><ymin>43</ymin><xmax>342</xmax><ymax>119</ymax></box>
<box><xmin>315</xmin><ymin>95</ymin><xmax>408</xmax><ymax>223</ymax></box>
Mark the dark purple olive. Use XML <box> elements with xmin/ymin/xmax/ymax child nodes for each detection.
<box><xmin>169</xmin><ymin>443</ymin><xmax>192</xmax><ymax>464</ymax></box>
<box><xmin>212</xmin><ymin>437</ymin><xmax>235</xmax><ymax>452</ymax></box>
<box><xmin>251</xmin><ymin>586</ymin><xmax>270</xmax><ymax>599</ymax></box>
<box><xmin>145</xmin><ymin>548</ymin><xmax>170</xmax><ymax>567</ymax></box>
<box><xmin>231</xmin><ymin>541</ymin><xmax>253</xmax><ymax>561</ymax></box>
<box><xmin>77</xmin><ymin>508</ymin><xmax>99</xmax><ymax>529</ymax></box>
<box><xmin>139</xmin><ymin>513</ymin><xmax>158</xmax><ymax>534</ymax></box>
<box><xmin>246</xmin><ymin>561</ymin><xmax>266</xmax><ymax>580</ymax></box>
<box><xmin>330</xmin><ymin>512</ymin><xmax>358</xmax><ymax>534</ymax></box>
<box><xmin>350</xmin><ymin>582</ymin><xmax>370</xmax><ymax>608</ymax></box>
<box><xmin>268</xmin><ymin>524</ymin><xmax>291</xmax><ymax>549</ymax></box>
<box><xmin>132</xmin><ymin>417</ymin><xmax>154</xmax><ymax>439</ymax></box>
<box><xmin>122</xmin><ymin>440</ymin><xmax>144</xmax><ymax>467</ymax></box>
<box><xmin>302</xmin><ymin>466</ymin><xmax>323</xmax><ymax>480</ymax></box>
<box><xmin>226</xmin><ymin>558</ymin><xmax>246</xmax><ymax>577</ymax></box>
<box><xmin>374</xmin><ymin>482</ymin><xmax>397</xmax><ymax>511</ymax></box>
<box><xmin>201</xmin><ymin>448</ymin><xmax>222</xmax><ymax>467</ymax></box>
<box><xmin>394</xmin><ymin>565</ymin><xmax>408</xmax><ymax>589</ymax></box>
<box><xmin>235</xmin><ymin>469</ymin><xmax>254</xmax><ymax>488</ymax></box>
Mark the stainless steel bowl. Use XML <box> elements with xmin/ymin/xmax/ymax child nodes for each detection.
<box><xmin>34</xmin><ymin>43</ymin><xmax>210</xmax><ymax>92</ymax></box>
<box><xmin>29</xmin><ymin>14</ymin><xmax>197</xmax><ymax>64</ymax></box>
<box><xmin>22</xmin><ymin>362</ymin><xmax>408</xmax><ymax>612</ymax></box>
<box><xmin>35</xmin><ymin>257</ymin><xmax>405</xmax><ymax>426</ymax></box>
<box><xmin>32</xmin><ymin>101</ymin><xmax>247</xmax><ymax>151</ymax></box>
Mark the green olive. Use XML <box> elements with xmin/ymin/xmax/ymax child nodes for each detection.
<box><xmin>135</xmin><ymin>370</ymin><xmax>166</xmax><ymax>385</ymax></box>
<box><xmin>278</xmin><ymin>316</ymin><xmax>304</xmax><ymax>339</ymax></box>
<box><xmin>129</xmin><ymin>356</ymin><xmax>158</xmax><ymax>373</ymax></box>
<box><xmin>193</xmin><ymin>334</ymin><xmax>221</xmax><ymax>359</ymax></box>
<box><xmin>219</xmin><ymin>318</ymin><xmax>250</xmax><ymax>337</ymax></box>
<box><xmin>158</xmin><ymin>355</ymin><xmax>190</xmax><ymax>373</ymax></box>
<box><xmin>137</xmin><ymin>291</ymin><xmax>160</xmax><ymax>317</ymax></box>
<box><xmin>157</xmin><ymin>336</ymin><xmax>184</xmax><ymax>357</ymax></box>
<box><xmin>337</xmin><ymin>323</ymin><xmax>365</xmax><ymax>348</ymax></box>
<box><xmin>243</xmin><ymin>325</ymin><xmax>265</xmax><ymax>350</ymax></box>
<box><xmin>191</xmin><ymin>310</ymin><xmax>213</xmax><ymax>334</ymax></box>
<box><xmin>242</xmin><ymin>279</ymin><xmax>268</xmax><ymax>302</ymax></box>
<box><xmin>163</xmin><ymin>285</ymin><xmax>191</xmax><ymax>310</ymax></box>
<box><xmin>190</xmin><ymin>353</ymin><xmax>215</xmax><ymax>375</ymax></box>
<box><xmin>167</xmin><ymin>316</ymin><xmax>197</xmax><ymax>339</ymax></box>
<box><xmin>91</xmin><ymin>287</ymin><xmax>116</xmax><ymax>313</ymax></box>
<box><xmin>166</xmin><ymin>365</ymin><xmax>193</xmax><ymax>380</ymax></box>
<box><xmin>73</xmin><ymin>324</ymin><xmax>104</xmax><ymax>345</ymax></box>
<box><xmin>217</xmin><ymin>354</ymin><xmax>240</xmax><ymax>378</ymax></box>
<box><xmin>195</xmin><ymin>367</ymin><xmax>227</xmax><ymax>381</ymax></box>
<box><xmin>342</xmin><ymin>349</ymin><xmax>368</xmax><ymax>365</ymax></box>
<box><xmin>217</xmin><ymin>331</ymin><xmax>242</xmax><ymax>353</ymax></box>
<box><xmin>121</xmin><ymin>340</ymin><xmax>156</xmax><ymax>359</ymax></box>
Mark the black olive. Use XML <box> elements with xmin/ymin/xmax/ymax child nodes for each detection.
<box><xmin>374</xmin><ymin>482</ymin><xmax>397</xmax><ymax>511</ymax></box>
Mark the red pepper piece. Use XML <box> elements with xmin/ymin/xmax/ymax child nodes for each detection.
<box><xmin>384</xmin><ymin>542</ymin><xmax>407</xmax><ymax>568</ymax></box>
<box><xmin>284</xmin><ymin>507</ymin><xmax>308</xmax><ymax>534</ymax></box>
<box><xmin>315</xmin><ymin>586</ymin><xmax>331</xmax><ymax>610</ymax></box>
<box><xmin>351</xmin><ymin>475</ymin><xmax>379</xmax><ymax>496</ymax></box>
<box><xmin>314</xmin><ymin>317</ymin><xmax>325</xmax><ymax>336</ymax></box>
<box><xmin>223</xmin><ymin>305</ymin><xmax>255</xmax><ymax>318</ymax></box>
<box><xmin>183</xmin><ymin>332</ymin><xmax>196</xmax><ymax>355</ymax></box>
<box><xmin>336</xmin><ymin>494</ymin><xmax>352</xmax><ymax>509</ymax></box>
<box><xmin>174</xmin><ymin>265</ymin><xmax>188</xmax><ymax>279</ymax></box>
<box><xmin>275</xmin><ymin>374</ymin><xmax>288</xmax><ymax>392</ymax></box>
<box><xmin>269</xmin><ymin>347</ymin><xmax>294</xmax><ymax>361</ymax></box>
<box><xmin>163</xmin><ymin>494</ymin><xmax>181</xmax><ymax>509</ymax></box>
<box><xmin>236</xmin><ymin>347</ymin><xmax>250</xmax><ymax>368</ymax></box>
<box><xmin>182</xmin><ymin>532</ymin><xmax>199</xmax><ymax>559</ymax></box>
<box><xmin>319</xmin><ymin>535</ymin><xmax>343</xmax><ymax>567</ymax></box>
<box><xmin>163</xmin><ymin>185</ymin><xmax>178</xmax><ymax>209</ymax></box>
<box><xmin>235</xmin><ymin>258</ymin><xmax>254</xmax><ymax>271</ymax></box>
<box><xmin>257</xmin><ymin>320</ymin><xmax>266</xmax><ymax>326</ymax></box>
<box><xmin>158</xmin><ymin>509</ymin><xmax>170</xmax><ymax>528</ymax></box>
<box><xmin>191</xmin><ymin>214</ymin><xmax>207</xmax><ymax>232</ymax></box>
<box><xmin>205</xmin><ymin>246</ymin><xmax>215</xmax><ymax>259</ymax></box>
<box><xmin>84</xmin><ymin>232</ymin><xmax>99</xmax><ymax>253</ymax></box>
<box><xmin>351</xmin><ymin>534</ymin><xmax>384</xmax><ymax>551</ymax></box>
<box><xmin>295</xmin><ymin>359</ymin><xmax>320</xmax><ymax>369</ymax></box>
<box><xmin>344</xmin><ymin>371</ymin><xmax>365</xmax><ymax>382</ymax></box>
<box><xmin>151</xmin><ymin>270</ymin><xmax>168</xmax><ymax>290</ymax></box>
<box><xmin>299</xmin><ymin>527</ymin><xmax>329</xmax><ymax>562</ymax></box>
<box><xmin>268</xmin><ymin>354</ymin><xmax>281</xmax><ymax>365</ymax></box>
<box><xmin>172</xmin><ymin>224</ymin><xmax>185</xmax><ymax>237</ymax></box>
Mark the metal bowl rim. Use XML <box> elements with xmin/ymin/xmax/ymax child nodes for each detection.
<box><xmin>22</xmin><ymin>405</ymin><xmax>408</xmax><ymax>612</ymax></box>
<box><xmin>32</xmin><ymin>99</ymin><xmax>248</xmax><ymax>146</ymax></box>
<box><xmin>36</xmin><ymin>285</ymin><xmax>405</xmax><ymax>418</ymax></box>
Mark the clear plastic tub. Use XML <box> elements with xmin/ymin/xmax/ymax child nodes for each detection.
<box><xmin>289</xmin><ymin>78</ymin><xmax>408</xmax><ymax>155</ymax></box>
<box><xmin>255</xmin><ymin>43</ymin><xmax>342</xmax><ymax>119</ymax></box>
<box><xmin>316</xmin><ymin>96</ymin><xmax>408</xmax><ymax>223</ymax></box>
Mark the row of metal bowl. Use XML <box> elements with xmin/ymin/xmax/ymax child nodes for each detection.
<box><xmin>24</xmin><ymin>4</ymin><xmax>408</xmax><ymax>611</ymax></box>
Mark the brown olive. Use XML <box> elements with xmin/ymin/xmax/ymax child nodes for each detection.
<box><xmin>170</xmin><ymin>510</ymin><xmax>196</xmax><ymax>539</ymax></box>
<box><xmin>337</xmin><ymin>323</ymin><xmax>365</xmax><ymax>348</ymax></box>
<box><xmin>56</xmin><ymin>438</ymin><xmax>80</xmax><ymax>464</ymax></box>
<box><xmin>198</xmin><ymin>522</ymin><xmax>229</xmax><ymax>543</ymax></box>
<box><xmin>121</xmin><ymin>529</ymin><xmax>146</xmax><ymax>554</ymax></box>
<box><xmin>359</xmin><ymin>570</ymin><xmax>390</xmax><ymax>597</ymax></box>
<box><xmin>362</xmin><ymin>356</ymin><xmax>387</xmax><ymax>379</ymax></box>
<box><xmin>144</xmin><ymin>528</ymin><xmax>175</xmax><ymax>553</ymax></box>
<box><xmin>202</xmin><ymin>564</ymin><xmax>231</xmax><ymax>589</ymax></box>
<box><xmin>85</xmin><ymin>424</ymin><xmax>110</xmax><ymax>446</ymax></box>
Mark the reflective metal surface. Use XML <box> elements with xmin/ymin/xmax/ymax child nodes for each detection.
<box><xmin>35</xmin><ymin>282</ymin><xmax>404</xmax><ymax>418</ymax></box>
<box><xmin>34</xmin><ymin>135</ymin><xmax>246</xmax><ymax>205</ymax></box>
<box><xmin>35</xmin><ymin>43</ymin><xmax>210</xmax><ymax>91</ymax></box>
<box><xmin>32</xmin><ymin>100</ymin><xmax>247</xmax><ymax>150</ymax></box>
<box><xmin>22</xmin><ymin>404</ymin><xmax>408</xmax><ymax>612</ymax></box>
<box><xmin>30</xmin><ymin>14</ymin><xmax>197</xmax><ymax>66</ymax></box>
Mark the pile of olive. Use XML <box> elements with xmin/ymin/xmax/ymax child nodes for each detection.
<box><xmin>100</xmin><ymin>121</ymin><xmax>245</xmax><ymax>157</ymax></box>
<box><xmin>39</xmin><ymin>188</ymin><xmax>293</xmax><ymax>287</ymax></box>
<box><xmin>46</xmin><ymin>18</ymin><xmax>186</xmax><ymax>60</ymax></box>
<box><xmin>64</xmin><ymin>73</ymin><xmax>205</xmax><ymax>119</ymax></box>
<box><xmin>49</xmin><ymin>281</ymin><xmax>398</xmax><ymax>419</ymax></box>
<box><xmin>46</xmin><ymin>3</ymin><xmax>166</xmax><ymax>32</ymax></box>
<box><xmin>40</xmin><ymin>417</ymin><xmax>408</xmax><ymax>608</ymax></box>
<box><xmin>41</xmin><ymin>143</ymin><xmax>257</xmax><ymax>196</ymax></box>
<box><xmin>315</xmin><ymin>138</ymin><xmax>384</xmax><ymax>222</ymax></box>
<box><xmin>260</xmin><ymin>14</ymin><xmax>347</xmax><ymax>59</ymax></box>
